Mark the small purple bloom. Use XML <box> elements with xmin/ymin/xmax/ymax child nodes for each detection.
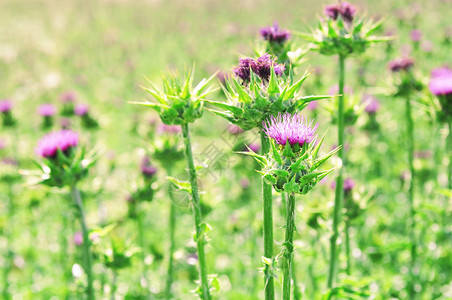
<box><xmin>431</xmin><ymin>66</ymin><xmax>452</xmax><ymax>78</ymax></box>
<box><xmin>362</xmin><ymin>94</ymin><xmax>380</xmax><ymax>114</ymax></box>
<box><xmin>0</xmin><ymin>100</ymin><xmax>12</xmax><ymax>113</ymax></box>
<box><xmin>343</xmin><ymin>178</ymin><xmax>355</xmax><ymax>193</ymax></box>
<box><xmin>410</xmin><ymin>29</ymin><xmax>422</xmax><ymax>42</ymax></box>
<box><xmin>157</xmin><ymin>124</ymin><xmax>181</xmax><ymax>135</ymax></box>
<box><xmin>260</xmin><ymin>22</ymin><xmax>291</xmax><ymax>44</ymax></box>
<box><xmin>429</xmin><ymin>74</ymin><xmax>452</xmax><ymax>96</ymax></box>
<box><xmin>74</xmin><ymin>104</ymin><xmax>89</xmax><ymax>116</ymax></box>
<box><xmin>233</xmin><ymin>57</ymin><xmax>254</xmax><ymax>82</ymax></box>
<box><xmin>306</xmin><ymin>101</ymin><xmax>318</xmax><ymax>111</ymax></box>
<box><xmin>263</xmin><ymin>113</ymin><xmax>318</xmax><ymax>147</ymax></box>
<box><xmin>140</xmin><ymin>156</ymin><xmax>157</xmax><ymax>178</ymax></box>
<box><xmin>38</xmin><ymin>104</ymin><xmax>56</xmax><ymax>117</ymax></box>
<box><xmin>388</xmin><ymin>57</ymin><xmax>414</xmax><ymax>72</ymax></box>
<box><xmin>36</xmin><ymin>130</ymin><xmax>79</xmax><ymax>158</ymax></box>
<box><xmin>74</xmin><ymin>232</ymin><xmax>83</xmax><ymax>246</ymax></box>
<box><xmin>60</xmin><ymin>91</ymin><xmax>77</xmax><ymax>103</ymax></box>
<box><xmin>227</xmin><ymin>124</ymin><xmax>244</xmax><ymax>135</ymax></box>
<box><xmin>60</xmin><ymin>118</ymin><xmax>71</xmax><ymax>129</ymax></box>
<box><xmin>246</xmin><ymin>143</ymin><xmax>261</xmax><ymax>153</ymax></box>
<box><xmin>239</xmin><ymin>178</ymin><xmax>250</xmax><ymax>189</ymax></box>
<box><xmin>324</xmin><ymin>1</ymin><xmax>357</xmax><ymax>23</ymax></box>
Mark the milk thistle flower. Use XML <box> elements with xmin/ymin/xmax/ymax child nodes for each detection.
<box><xmin>233</xmin><ymin>54</ymin><xmax>285</xmax><ymax>84</ymax></box>
<box><xmin>245</xmin><ymin>113</ymin><xmax>340</xmax><ymax>300</ymax></box>
<box><xmin>260</xmin><ymin>23</ymin><xmax>291</xmax><ymax>44</ymax></box>
<box><xmin>38</xmin><ymin>103</ymin><xmax>56</xmax><ymax>129</ymax></box>
<box><xmin>31</xmin><ymin>129</ymin><xmax>98</xmax><ymax>299</ymax></box>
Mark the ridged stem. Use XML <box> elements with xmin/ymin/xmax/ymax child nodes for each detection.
<box><xmin>71</xmin><ymin>186</ymin><xmax>94</xmax><ymax>300</ymax></box>
<box><xmin>282</xmin><ymin>193</ymin><xmax>296</xmax><ymax>300</ymax></box>
<box><xmin>165</xmin><ymin>174</ymin><xmax>177</xmax><ymax>299</ymax></box>
<box><xmin>328</xmin><ymin>54</ymin><xmax>346</xmax><ymax>288</ymax></box>
<box><xmin>405</xmin><ymin>96</ymin><xmax>417</xmax><ymax>300</ymax></box>
<box><xmin>260</xmin><ymin>131</ymin><xmax>274</xmax><ymax>300</ymax></box>
<box><xmin>181</xmin><ymin>123</ymin><xmax>210</xmax><ymax>300</ymax></box>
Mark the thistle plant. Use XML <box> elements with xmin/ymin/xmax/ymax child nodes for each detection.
<box><xmin>0</xmin><ymin>99</ymin><xmax>15</xmax><ymax>127</ymax></box>
<box><xmin>243</xmin><ymin>113</ymin><xmax>340</xmax><ymax>299</ymax></box>
<box><xmin>31</xmin><ymin>129</ymin><xmax>98</xmax><ymax>299</ymax></box>
<box><xmin>206</xmin><ymin>55</ymin><xmax>331</xmax><ymax>300</ymax></box>
<box><xmin>389</xmin><ymin>57</ymin><xmax>420</xmax><ymax>299</ymax></box>
<box><xmin>299</xmin><ymin>1</ymin><xmax>389</xmax><ymax>287</ymax></box>
<box><xmin>133</xmin><ymin>67</ymin><xmax>216</xmax><ymax>300</ymax></box>
<box><xmin>38</xmin><ymin>103</ymin><xmax>56</xmax><ymax>129</ymax></box>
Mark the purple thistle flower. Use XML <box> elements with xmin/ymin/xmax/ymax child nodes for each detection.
<box><xmin>246</xmin><ymin>143</ymin><xmax>261</xmax><ymax>153</ymax></box>
<box><xmin>233</xmin><ymin>57</ymin><xmax>254</xmax><ymax>82</ymax></box>
<box><xmin>306</xmin><ymin>101</ymin><xmax>318</xmax><ymax>111</ymax></box>
<box><xmin>74</xmin><ymin>104</ymin><xmax>89</xmax><ymax>116</ymax></box>
<box><xmin>0</xmin><ymin>99</ymin><xmax>12</xmax><ymax>113</ymax></box>
<box><xmin>362</xmin><ymin>94</ymin><xmax>380</xmax><ymax>114</ymax></box>
<box><xmin>36</xmin><ymin>130</ymin><xmax>79</xmax><ymax>158</ymax></box>
<box><xmin>38</xmin><ymin>103</ymin><xmax>56</xmax><ymax>117</ymax></box>
<box><xmin>157</xmin><ymin>124</ymin><xmax>181</xmax><ymax>135</ymax></box>
<box><xmin>74</xmin><ymin>232</ymin><xmax>83</xmax><ymax>246</ymax></box>
<box><xmin>60</xmin><ymin>90</ymin><xmax>77</xmax><ymax>103</ymax></box>
<box><xmin>239</xmin><ymin>178</ymin><xmax>250</xmax><ymax>189</ymax></box>
<box><xmin>227</xmin><ymin>124</ymin><xmax>244</xmax><ymax>135</ymax></box>
<box><xmin>429</xmin><ymin>73</ymin><xmax>452</xmax><ymax>96</ymax></box>
<box><xmin>233</xmin><ymin>54</ymin><xmax>285</xmax><ymax>83</ymax></box>
<box><xmin>324</xmin><ymin>1</ymin><xmax>357</xmax><ymax>23</ymax></box>
<box><xmin>140</xmin><ymin>156</ymin><xmax>157</xmax><ymax>178</ymax></box>
<box><xmin>410</xmin><ymin>29</ymin><xmax>422</xmax><ymax>42</ymax></box>
<box><xmin>260</xmin><ymin>22</ymin><xmax>291</xmax><ymax>44</ymax></box>
<box><xmin>343</xmin><ymin>178</ymin><xmax>355</xmax><ymax>193</ymax></box>
<box><xmin>431</xmin><ymin>66</ymin><xmax>452</xmax><ymax>78</ymax></box>
<box><xmin>252</xmin><ymin>54</ymin><xmax>285</xmax><ymax>82</ymax></box>
<box><xmin>263</xmin><ymin>113</ymin><xmax>318</xmax><ymax>147</ymax></box>
<box><xmin>388</xmin><ymin>57</ymin><xmax>414</xmax><ymax>72</ymax></box>
<box><xmin>60</xmin><ymin>118</ymin><xmax>71</xmax><ymax>129</ymax></box>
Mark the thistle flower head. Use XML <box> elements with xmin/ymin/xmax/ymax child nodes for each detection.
<box><xmin>362</xmin><ymin>94</ymin><xmax>380</xmax><ymax>114</ymax></box>
<box><xmin>233</xmin><ymin>54</ymin><xmax>285</xmax><ymax>83</ymax></box>
<box><xmin>74</xmin><ymin>104</ymin><xmax>89</xmax><ymax>116</ymax></box>
<box><xmin>38</xmin><ymin>103</ymin><xmax>56</xmax><ymax>117</ymax></box>
<box><xmin>324</xmin><ymin>1</ymin><xmax>357</xmax><ymax>23</ymax></box>
<box><xmin>410</xmin><ymin>29</ymin><xmax>422</xmax><ymax>42</ymax></box>
<box><xmin>263</xmin><ymin>113</ymin><xmax>318</xmax><ymax>147</ymax></box>
<box><xmin>388</xmin><ymin>57</ymin><xmax>414</xmax><ymax>72</ymax></box>
<box><xmin>157</xmin><ymin>124</ymin><xmax>181</xmax><ymax>135</ymax></box>
<box><xmin>260</xmin><ymin>22</ymin><xmax>291</xmax><ymax>44</ymax></box>
<box><xmin>431</xmin><ymin>66</ymin><xmax>452</xmax><ymax>78</ymax></box>
<box><xmin>35</xmin><ymin>130</ymin><xmax>79</xmax><ymax>158</ymax></box>
<box><xmin>60</xmin><ymin>91</ymin><xmax>77</xmax><ymax>103</ymax></box>
<box><xmin>0</xmin><ymin>99</ymin><xmax>12</xmax><ymax>113</ymax></box>
<box><xmin>140</xmin><ymin>156</ymin><xmax>157</xmax><ymax>178</ymax></box>
<box><xmin>428</xmin><ymin>74</ymin><xmax>452</xmax><ymax>96</ymax></box>
<box><xmin>343</xmin><ymin>178</ymin><xmax>355</xmax><ymax>192</ymax></box>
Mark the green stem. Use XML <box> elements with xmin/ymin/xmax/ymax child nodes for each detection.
<box><xmin>328</xmin><ymin>54</ymin><xmax>346</xmax><ymax>288</ymax></box>
<box><xmin>110</xmin><ymin>270</ymin><xmax>117</xmax><ymax>300</ymax></box>
<box><xmin>71</xmin><ymin>186</ymin><xmax>94</xmax><ymax>300</ymax></box>
<box><xmin>445</xmin><ymin>121</ymin><xmax>452</xmax><ymax>229</ymax></box>
<box><xmin>345</xmin><ymin>218</ymin><xmax>351</xmax><ymax>276</ymax></box>
<box><xmin>181</xmin><ymin>123</ymin><xmax>210</xmax><ymax>300</ymax></box>
<box><xmin>165</xmin><ymin>178</ymin><xmax>177</xmax><ymax>299</ymax></box>
<box><xmin>260</xmin><ymin>131</ymin><xmax>274</xmax><ymax>300</ymax></box>
<box><xmin>137</xmin><ymin>206</ymin><xmax>148</xmax><ymax>291</ymax></box>
<box><xmin>282</xmin><ymin>193</ymin><xmax>296</xmax><ymax>300</ymax></box>
<box><xmin>292</xmin><ymin>247</ymin><xmax>301</xmax><ymax>300</ymax></box>
<box><xmin>405</xmin><ymin>96</ymin><xmax>416</xmax><ymax>300</ymax></box>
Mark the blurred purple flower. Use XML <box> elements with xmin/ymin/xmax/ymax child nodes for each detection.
<box><xmin>227</xmin><ymin>124</ymin><xmax>244</xmax><ymax>135</ymax></box>
<box><xmin>324</xmin><ymin>1</ymin><xmax>357</xmax><ymax>23</ymax></box>
<box><xmin>329</xmin><ymin>84</ymin><xmax>353</xmax><ymax>95</ymax></box>
<box><xmin>36</xmin><ymin>130</ymin><xmax>79</xmax><ymax>158</ymax></box>
<box><xmin>429</xmin><ymin>72</ymin><xmax>452</xmax><ymax>96</ymax></box>
<box><xmin>240</xmin><ymin>178</ymin><xmax>250</xmax><ymax>189</ymax></box>
<box><xmin>0</xmin><ymin>99</ymin><xmax>12</xmax><ymax>113</ymax></box>
<box><xmin>431</xmin><ymin>66</ymin><xmax>452</xmax><ymax>78</ymax></box>
<box><xmin>38</xmin><ymin>103</ymin><xmax>56</xmax><ymax>117</ymax></box>
<box><xmin>388</xmin><ymin>57</ymin><xmax>414</xmax><ymax>72</ymax></box>
<box><xmin>60</xmin><ymin>118</ymin><xmax>71</xmax><ymax>129</ymax></box>
<box><xmin>0</xmin><ymin>138</ymin><xmax>5</xmax><ymax>150</ymax></box>
<box><xmin>74</xmin><ymin>232</ymin><xmax>83</xmax><ymax>246</ymax></box>
<box><xmin>410</xmin><ymin>29</ymin><xmax>422</xmax><ymax>42</ymax></box>
<box><xmin>157</xmin><ymin>124</ymin><xmax>181</xmax><ymax>135</ymax></box>
<box><xmin>74</xmin><ymin>104</ymin><xmax>89</xmax><ymax>116</ymax></box>
<box><xmin>141</xmin><ymin>156</ymin><xmax>157</xmax><ymax>178</ymax></box>
<box><xmin>263</xmin><ymin>113</ymin><xmax>318</xmax><ymax>147</ymax></box>
<box><xmin>362</xmin><ymin>94</ymin><xmax>380</xmax><ymax>114</ymax></box>
<box><xmin>260</xmin><ymin>22</ymin><xmax>291</xmax><ymax>44</ymax></box>
<box><xmin>421</xmin><ymin>40</ymin><xmax>433</xmax><ymax>53</ymax></box>
<box><xmin>60</xmin><ymin>91</ymin><xmax>77</xmax><ymax>103</ymax></box>
<box><xmin>246</xmin><ymin>143</ymin><xmax>261</xmax><ymax>153</ymax></box>
<box><xmin>306</xmin><ymin>101</ymin><xmax>318</xmax><ymax>111</ymax></box>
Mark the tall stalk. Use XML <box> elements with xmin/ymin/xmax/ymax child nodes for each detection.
<box><xmin>282</xmin><ymin>193</ymin><xmax>296</xmax><ymax>300</ymax></box>
<box><xmin>405</xmin><ymin>96</ymin><xmax>416</xmax><ymax>300</ymax></box>
<box><xmin>71</xmin><ymin>186</ymin><xmax>94</xmax><ymax>300</ymax></box>
<box><xmin>165</xmin><ymin>174</ymin><xmax>177</xmax><ymax>299</ymax></box>
<box><xmin>345</xmin><ymin>218</ymin><xmax>351</xmax><ymax>275</ymax></box>
<box><xmin>447</xmin><ymin>121</ymin><xmax>452</xmax><ymax>192</ymax></box>
<box><xmin>260</xmin><ymin>131</ymin><xmax>274</xmax><ymax>300</ymax></box>
<box><xmin>328</xmin><ymin>54</ymin><xmax>346</xmax><ymax>288</ymax></box>
<box><xmin>181</xmin><ymin>123</ymin><xmax>210</xmax><ymax>300</ymax></box>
